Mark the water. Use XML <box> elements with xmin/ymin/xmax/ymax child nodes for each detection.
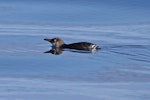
<box><xmin>0</xmin><ymin>0</ymin><xmax>150</xmax><ymax>100</ymax></box>
<box><xmin>0</xmin><ymin>0</ymin><xmax>150</xmax><ymax>24</ymax></box>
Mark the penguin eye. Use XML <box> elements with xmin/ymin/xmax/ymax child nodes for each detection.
<box><xmin>54</xmin><ymin>39</ymin><xmax>57</xmax><ymax>42</ymax></box>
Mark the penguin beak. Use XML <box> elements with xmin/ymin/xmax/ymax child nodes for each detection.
<box><xmin>44</xmin><ymin>38</ymin><xmax>52</xmax><ymax>43</ymax></box>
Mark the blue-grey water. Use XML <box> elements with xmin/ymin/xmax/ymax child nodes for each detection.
<box><xmin>0</xmin><ymin>0</ymin><xmax>150</xmax><ymax>100</ymax></box>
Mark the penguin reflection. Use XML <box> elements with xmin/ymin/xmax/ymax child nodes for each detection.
<box><xmin>44</xmin><ymin>47</ymin><xmax>98</xmax><ymax>55</ymax></box>
<box><xmin>44</xmin><ymin>47</ymin><xmax>63</xmax><ymax>55</ymax></box>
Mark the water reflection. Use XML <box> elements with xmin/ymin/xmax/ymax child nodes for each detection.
<box><xmin>44</xmin><ymin>47</ymin><xmax>99</xmax><ymax>55</ymax></box>
<box><xmin>44</xmin><ymin>47</ymin><xmax>63</xmax><ymax>55</ymax></box>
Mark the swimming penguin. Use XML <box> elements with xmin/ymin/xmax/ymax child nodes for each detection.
<box><xmin>44</xmin><ymin>37</ymin><xmax>100</xmax><ymax>51</ymax></box>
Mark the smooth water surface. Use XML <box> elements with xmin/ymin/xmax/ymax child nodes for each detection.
<box><xmin>0</xmin><ymin>0</ymin><xmax>150</xmax><ymax>100</ymax></box>
<box><xmin>0</xmin><ymin>0</ymin><xmax>150</xmax><ymax>24</ymax></box>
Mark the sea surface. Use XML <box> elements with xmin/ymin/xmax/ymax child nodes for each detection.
<box><xmin>0</xmin><ymin>0</ymin><xmax>150</xmax><ymax>100</ymax></box>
